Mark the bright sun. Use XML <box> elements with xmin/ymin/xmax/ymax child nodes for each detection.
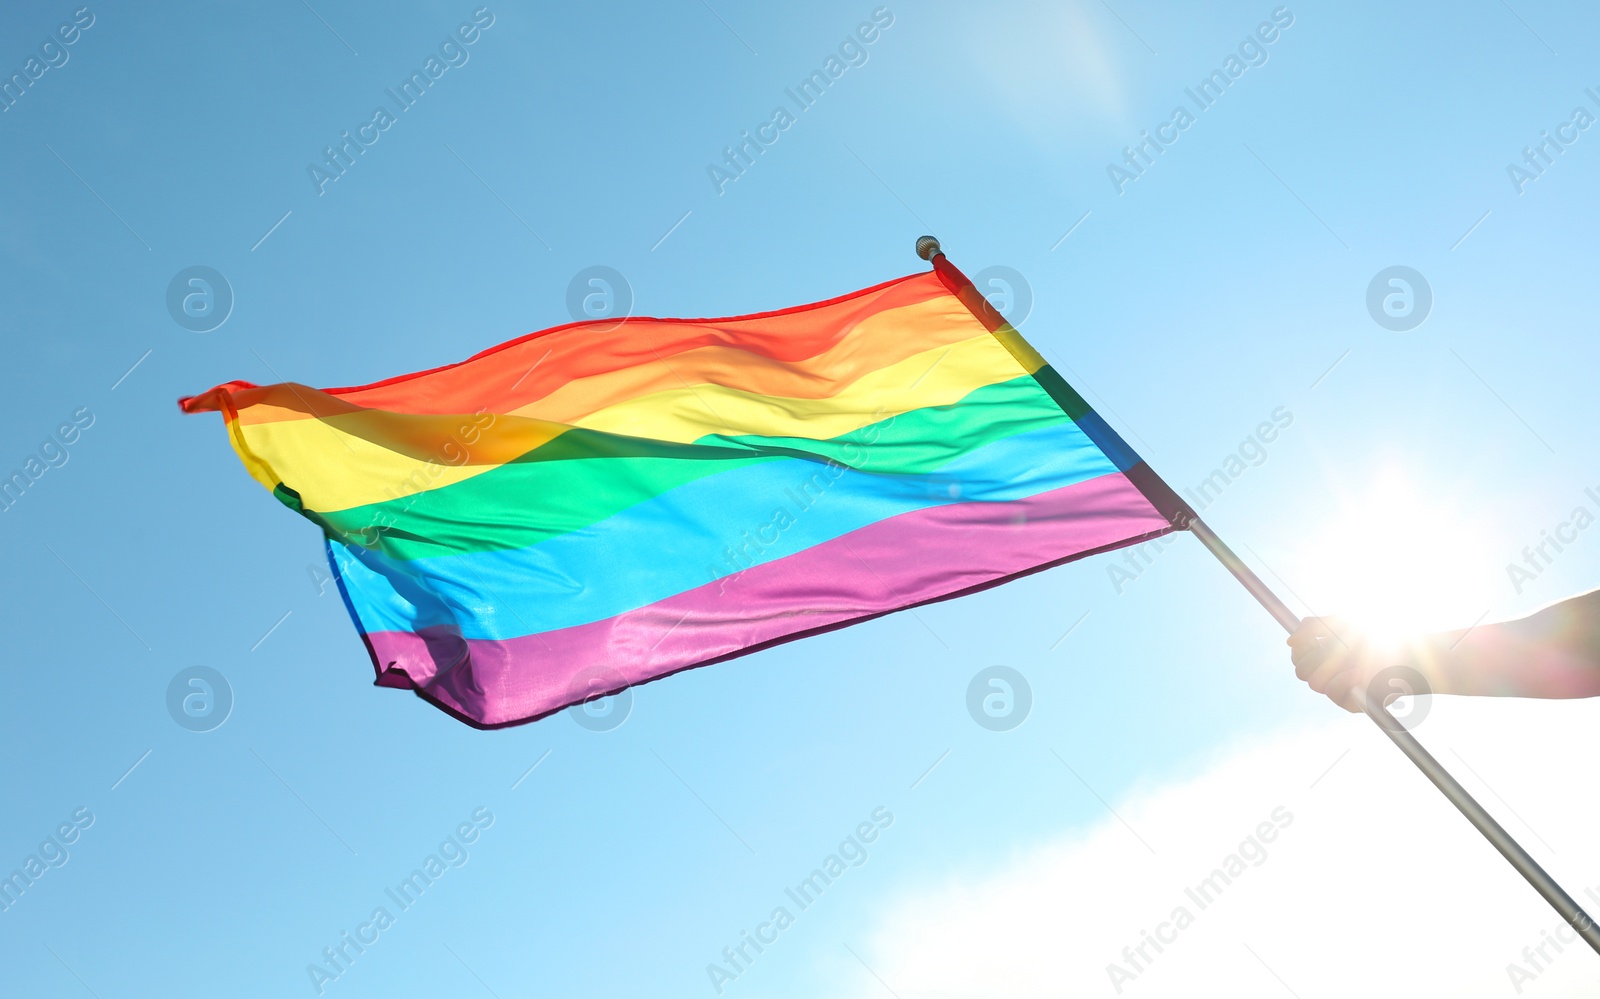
<box><xmin>1297</xmin><ymin>468</ymin><xmax>1499</xmax><ymax>649</ymax></box>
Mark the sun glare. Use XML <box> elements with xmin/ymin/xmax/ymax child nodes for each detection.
<box><xmin>1297</xmin><ymin>469</ymin><xmax>1498</xmax><ymax>649</ymax></box>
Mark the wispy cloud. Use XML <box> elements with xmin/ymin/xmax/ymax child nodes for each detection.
<box><xmin>845</xmin><ymin>702</ymin><xmax>1600</xmax><ymax>997</ymax></box>
<box><xmin>958</xmin><ymin>5</ymin><xmax>1132</xmax><ymax>140</ymax></box>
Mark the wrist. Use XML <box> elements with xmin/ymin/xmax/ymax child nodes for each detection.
<box><xmin>1410</xmin><ymin>630</ymin><xmax>1466</xmax><ymax>696</ymax></box>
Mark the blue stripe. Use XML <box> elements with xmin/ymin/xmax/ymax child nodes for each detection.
<box><xmin>333</xmin><ymin>421</ymin><xmax>1125</xmax><ymax>639</ymax></box>
<box><xmin>1073</xmin><ymin>411</ymin><xmax>1141</xmax><ymax>472</ymax></box>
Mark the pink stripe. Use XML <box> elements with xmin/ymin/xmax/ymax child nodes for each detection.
<box><xmin>363</xmin><ymin>472</ymin><xmax>1171</xmax><ymax>727</ymax></box>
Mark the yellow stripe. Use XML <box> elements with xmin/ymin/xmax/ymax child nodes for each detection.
<box><xmin>215</xmin><ymin>393</ymin><xmax>282</xmax><ymax>495</ymax></box>
<box><xmin>236</xmin><ymin>413</ymin><xmax>568</xmax><ymax>511</ymax></box>
<box><xmin>990</xmin><ymin>321</ymin><xmax>1047</xmax><ymax>375</ymax></box>
<box><xmin>233</xmin><ymin>320</ymin><xmax>1030</xmax><ymax>514</ymax></box>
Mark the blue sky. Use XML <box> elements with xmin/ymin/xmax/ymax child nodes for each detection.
<box><xmin>4</xmin><ymin>1</ymin><xmax>1600</xmax><ymax>996</ymax></box>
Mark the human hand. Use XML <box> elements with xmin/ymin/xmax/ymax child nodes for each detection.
<box><xmin>1288</xmin><ymin>616</ymin><xmax>1391</xmax><ymax>712</ymax></box>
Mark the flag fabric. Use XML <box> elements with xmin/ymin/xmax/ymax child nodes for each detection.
<box><xmin>180</xmin><ymin>255</ymin><xmax>1191</xmax><ymax>727</ymax></box>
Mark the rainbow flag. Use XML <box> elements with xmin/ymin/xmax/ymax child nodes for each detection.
<box><xmin>181</xmin><ymin>255</ymin><xmax>1189</xmax><ymax>727</ymax></box>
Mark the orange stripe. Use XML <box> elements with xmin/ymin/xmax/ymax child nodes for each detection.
<box><xmin>507</xmin><ymin>295</ymin><xmax>984</xmax><ymax>425</ymax></box>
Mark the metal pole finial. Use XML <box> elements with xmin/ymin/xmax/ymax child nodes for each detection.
<box><xmin>914</xmin><ymin>235</ymin><xmax>942</xmax><ymax>262</ymax></box>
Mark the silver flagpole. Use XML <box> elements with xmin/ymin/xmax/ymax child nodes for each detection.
<box><xmin>1185</xmin><ymin>515</ymin><xmax>1600</xmax><ymax>956</ymax></box>
<box><xmin>912</xmin><ymin>236</ymin><xmax>1600</xmax><ymax>958</ymax></box>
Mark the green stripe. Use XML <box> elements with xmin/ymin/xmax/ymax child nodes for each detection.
<box><xmin>313</xmin><ymin>375</ymin><xmax>1072</xmax><ymax>560</ymax></box>
<box><xmin>1029</xmin><ymin>364</ymin><xmax>1092</xmax><ymax>421</ymax></box>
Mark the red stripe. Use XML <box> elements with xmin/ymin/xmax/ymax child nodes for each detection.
<box><xmin>179</xmin><ymin>271</ymin><xmax>948</xmax><ymax>416</ymax></box>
